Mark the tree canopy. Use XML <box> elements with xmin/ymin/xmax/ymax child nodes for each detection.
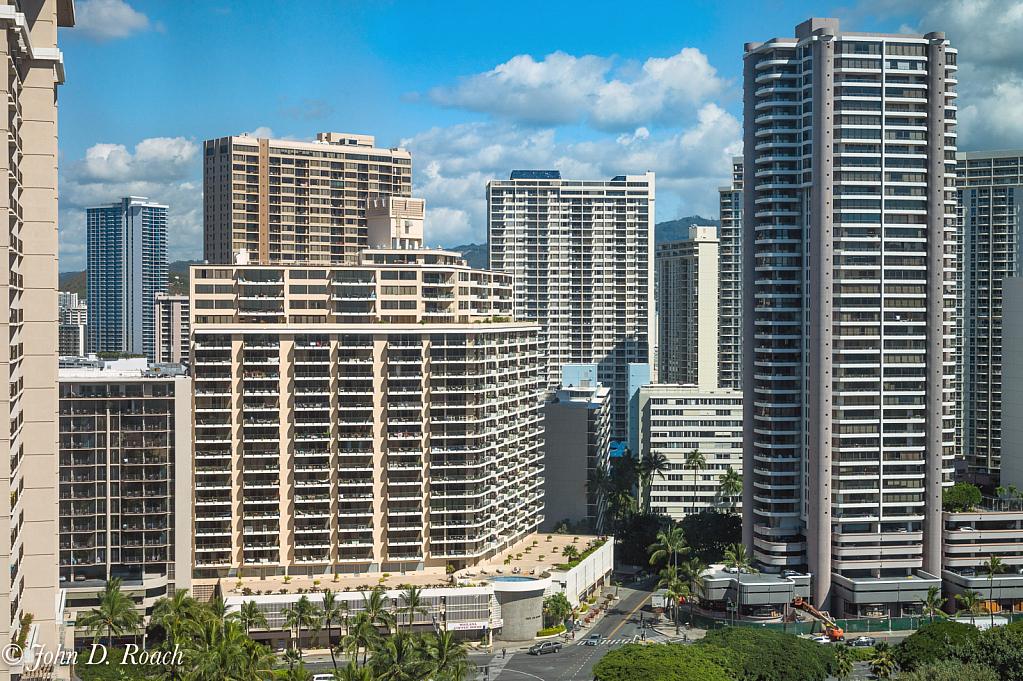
<box><xmin>592</xmin><ymin>642</ymin><xmax>731</xmax><ymax>681</ymax></box>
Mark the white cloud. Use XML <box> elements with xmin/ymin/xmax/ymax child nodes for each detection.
<box><xmin>73</xmin><ymin>0</ymin><xmax>150</xmax><ymax>42</ymax></box>
<box><xmin>418</xmin><ymin>48</ymin><xmax>730</xmax><ymax>133</ymax></box>
<box><xmin>853</xmin><ymin>0</ymin><xmax>1023</xmax><ymax>150</ymax></box>
<box><xmin>59</xmin><ymin>137</ymin><xmax>203</xmax><ymax>270</ymax></box>
<box><xmin>401</xmin><ymin>104</ymin><xmax>740</xmax><ymax>247</ymax></box>
<box><xmin>243</xmin><ymin>127</ymin><xmax>274</xmax><ymax>139</ymax></box>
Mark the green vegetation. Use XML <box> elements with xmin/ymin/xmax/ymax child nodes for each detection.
<box><xmin>892</xmin><ymin>620</ymin><xmax>980</xmax><ymax>671</ymax></box>
<box><xmin>553</xmin><ymin>538</ymin><xmax>605</xmax><ymax>570</ymax></box>
<box><xmin>542</xmin><ymin>592</ymin><xmax>573</xmax><ymax>629</ymax></box>
<box><xmin>59</xmin><ymin>260</ymin><xmax>198</xmax><ymax>299</ymax></box>
<box><xmin>592</xmin><ymin>642</ymin><xmax>731</xmax><ymax>681</ymax></box>
<box><xmin>942</xmin><ymin>483</ymin><xmax>982</xmax><ymax>511</ymax></box>
<box><xmin>896</xmin><ymin>659</ymin><xmax>999</xmax><ymax>681</ymax></box>
<box><xmin>536</xmin><ymin>624</ymin><xmax>566</xmax><ymax>637</ymax></box>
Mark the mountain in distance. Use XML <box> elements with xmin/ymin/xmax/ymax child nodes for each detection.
<box><xmin>58</xmin><ymin>260</ymin><xmax>200</xmax><ymax>298</ymax></box>
<box><xmin>448</xmin><ymin>217</ymin><xmax>720</xmax><ymax>269</ymax></box>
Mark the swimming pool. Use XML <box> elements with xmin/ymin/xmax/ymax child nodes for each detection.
<box><xmin>487</xmin><ymin>575</ymin><xmax>535</xmax><ymax>582</ymax></box>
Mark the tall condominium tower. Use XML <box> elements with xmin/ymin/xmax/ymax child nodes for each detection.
<box><xmin>486</xmin><ymin>170</ymin><xmax>655</xmax><ymax>440</ymax></box>
<box><xmin>955</xmin><ymin>150</ymin><xmax>1023</xmax><ymax>474</ymax></box>
<box><xmin>656</xmin><ymin>226</ymin><xmax>719</xmax><ymax>389</ymax></box>
<box><xmin>155</xmin><ymin>293</ymin><xmax>191</xmax><ymax>365</ymax></box>
<box><xmin>190</xmin><ymin>215</ymin><xmax>545</xmax><ymax>579</ymax></box>
<box><xmin>742</xmin><ymin>18</ymin><xmax>958</xmax><ymax>615</ymax></box>
<box><xmin>2</xmin><ymin>1</ymin><xmax>75</xmax><ymax>677</ymax></box>
<box><xmin>202</xmin><ymin>133</ymin><xmax>412</xmax><ymax>265</ymax></box>
<box><xmin>718</xmin><ymin>157</ymin><xmax>744</xmax><ymax>389</ymax></box>
<box><xmin>87</xmin><ymin>196</ymin><xmax>168</xmax><ymax>360</ymax></box>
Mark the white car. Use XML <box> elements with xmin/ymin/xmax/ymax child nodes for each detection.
<box><xmin>809</xmin><ymin>635</ymin><xmax>831</xmax><ymax>644</ymax></box>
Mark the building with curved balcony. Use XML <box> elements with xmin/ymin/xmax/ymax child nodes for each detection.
<box><xmin>190</xmin><ymin>240</ymin><xmax>545</xmax><ymax>584</ymax></box>
<box><xmin>742</xmin><ymin>17</ymin><xmax>957</xmax><ymax>618</ymax></box>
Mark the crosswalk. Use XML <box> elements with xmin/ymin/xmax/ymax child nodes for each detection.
<box><xmin>570</xmin><ymin>630</ymin><xmax>682</xmax><ymax>647</ymax></box>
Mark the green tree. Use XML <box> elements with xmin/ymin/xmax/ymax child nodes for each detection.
<box><xmin>562</xmin><ymin>545</ymin><xmax>580</xmax><ymax>562</ymax></box>
<box><xmin>282</xmin><ymin>595</ymin><xmax>324</xmax><ymax>659</ymax></box>
<box><xmin>918</xmin><ymin>586</ymin><xmax>947</xmax><ymax>624</ymax></box>
<box><xmin>333</xmin><ymin>661</ymin><xmax>375</xmax><ymax>681</ymax></box>
<box><xmin>360</xmin><ymin>587</ymin><xmax>396</xmax><ymax>634</ymax></box>
<box><xmin>648</xmin><ymin>526</ymin><xmax>687</xmax><ymax>573</ymax></box>
<box><xmin>238</xmin><ymin>600</ymin><xmax>269</xmax><ymax>636</ymax></box>
<box><xmin>666</xmin><ymin>580</ymin><xmax>691</xmax><ymax>635</ymax></box>
<box><xmin>417</xmin><ymin>630</ymin><xmax>474</xmax><ymax>680</ymax></box>
<box><xmin>341</xmin><ymin>612</ymin><xmax>380</xmax><ymax>667</ymax></box>
<box><xmin>370</xmin><ymin>629</ymin><xmax>430</xmax><ymax>681</ymax></box>
<box><xmin>638</xmin><ymin>449</ymin><xmax>671</xmax><ymax>511</ymax></box>
<box><xmin>896</xmin><ymin>659</ymin><xmax>999</xmax><ymax>681</ymax></box>
<box><xmin>398</xmin><ymin>585</ymin><xmax>430</xmax><ymax>631</ymax></box>
<box><xmin>871</xmin><ymin>650</ymin><xmax>896</xmax><ymax>680</ymax></box>
<box><xmin>75</xmin><ymin>577</ymin><xmax>141</xmax><ymax>644</ymax></box>
<box><xmin>592</xmin><ymin>642</ymin><xmax>731</xmax><ymax>681</ymax></box>
<box><xmin>678</xmin><ymin>510</ymin><xmax>742</xmax><ymax>563</ymax></box>
<box><xmin>984</xmin><ymin>554</ymin><xmax>1004</xmax><ymax>629</ymax></box>
<box><xmin>942</xmin><ymin>483</ymin><xmax>982</xmax><ymax>512</ymax></box>
<box><xmin>834</xmin><ymin>647</ymin><xmax>855</xmax><ymax>681</ymax></box>
<box><xmin>949</xmin><ymin>625</ymin><xmax>1023</xmax><ymax>680</ymax></box>
<box><xmin>892</xmin><ymin>620</ymin><xmax>979</xmax><ymax>671</ymax></box>
<box><xmin>150</xmin><ymin>588</ymin><xmax>199</xmax><ymax>639</ymax></box>
<box><xmin>321</xmin><ymin>589</ymin><xmax>348</xmax><ymax>670</ymax></box>
<box><xmin>543</xmin><ymin>592</ymin><xmax>573</xmax><ymax>629</ymax></box>
<box><xmin>694</xmin><ymin>627</ymin><xmax>838</xmax><ymax>681</ymax></box>
<box><xmin>680</xmin><ymin>556</ymin><xmax>709</xmax><ymax>625</ymax></box>
<box><xmin>685</xmin><ymin>449</ymin><xmax>707</xmax><ymax>516</ymax></box>
<box><xmin>723</xmin><ymin>543</ymin><xmax>757</xmax><ymax>625</ymax></box>
<box><xmin>719</xmin><ymin>468</ymin><xmax>742</xmax><ymax>514</ymax></box>
<box><xmin>956</xmin><ymin>589</ymin><xmax>985</xmax><ymax>627</ymax></box>
<box><xmin>206</xmin><ymin>595</ymin><xmax>231</xmax><ymax>621</ymax></box>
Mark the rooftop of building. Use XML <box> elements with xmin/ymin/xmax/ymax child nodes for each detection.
<box><xmin>640</xmin><ymin>383</ymin><xmax>743</xmax><ymax>396</ymax></box>
<box><xmin>197</xmin><ymin>533</ymin><xmax>607</xmax><ymax>594</ymax></box>
<box><xmin>548</xmin><ymin>385</ymin><xmax>611</xmax><ymax>406</ymax></box>
<box><xmin>58</xmin><ymin>355</ymin><xmax>188</xmax><ymax>379</ymax></box>
<box><xmin>218</xmin><ymin>131</ymin><xmax>409</xmax><ymax>155</ymax></box>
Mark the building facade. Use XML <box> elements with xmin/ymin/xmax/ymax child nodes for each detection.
<box><xmin>955</xmin><ymin>150</ymin><xmax>1023</xmax><ymax>474</ymax></box>
<box><xmin>718</xmin><ymin>157</ymin><xmax>744</xmax><ymax>390</ymax></box>
<box><xmin>0</xmin><ymin>2</ymin><xmax>75</xmax><ymax>677</ymax></box>
<box><xmin>638</xmin><ymin>384</ymin><xmax>743</xmax><ymax>518</ymax></box>
<box><xmin>742</xmin><ymin>18</ymin><xmax>958</xmax><ymax>615</ymax></box>
<box><xmin>541</xmin><ymin>385</ymin><xmax>612</xmax><ymax>532</ymax></box>
<box><xmin>87</xmin><ymin>196</ymin><xmax>168</xmax><ymax>360</ymax></box>
<box><xmin>486</xmin><ymin>170</ymin><xmax>655</xmax><ymax>440</ymax></box>
<box><xmin>155</xmin><ymin>293</ymin><xmax>190</xmax><ymax>365</ymax></box>
<box><xmin>190</xmin><ymin>244</ymin><xmax>545</xmax><ymax>579</ymax></box>
<box><xmin>655</xmin><ymin>226</ymin><xmax>719</xmax><ymax>389</ymax></box>
<box><xmin>58</xmin><ymin>359</ymin><xmax>192</xmax><ymax>621</ymax></box>
<box><xmin>58</xmin><ymin>324</ymin><xmax>86</xmax><ymax>357</ymax></box>
<box><xmin>202</xmin><ymin>133</ymin><xmax>412</xmax><ymax>265</ymax></box>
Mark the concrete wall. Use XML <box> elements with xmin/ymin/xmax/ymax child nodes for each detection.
<box><xmin>541</xmin><ymin>401</ymin><xmax>591</xmax><ymax>530</ymax></box>
<box><xmin>1002</xmin><ymin>278</ymin><xmax>1023</xmax><ymax>489</ymax></box>
<box><xmin>547</xmin><ymin>540</ymin><xmax>614</xmax><ymax>605</ymax></box>
<box><xmin>494</xmin><ymin>590</ymin><xmax>544</xmax><ymax>641</ymax></box>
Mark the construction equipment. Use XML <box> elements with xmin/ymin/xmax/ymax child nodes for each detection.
<box><xmin>793</xmin><ymin>597</ymin><xmax>845</xmax><ymax>641</ymax></box>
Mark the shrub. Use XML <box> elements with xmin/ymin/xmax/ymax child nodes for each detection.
<box><xmin>592</xmin><ymin>643</ymin><xmax>731</xmax><ymax>681</ymax></box>
<box><xmin>537</xmin><ymin>624</ymin><xmax>566</xmax><ymax>637</ymax></box>
<box><xmin>694</xmin><ymin>627</ymin><xmax>838</xmax><ymax>681</ymax></box>
<box><xmin>892</xmin><ymin>620</ymin><xmax>980</xmax><ymax>671</ymax></box>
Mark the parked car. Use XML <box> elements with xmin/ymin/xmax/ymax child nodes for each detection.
<box><xmin>528</xmin><ymin>641</ymin><xmax>562</xmax><ymax>655</ymax></box>
<box><xmin>809</xmin><ymin>635</ymin><xmax>831</xmax><ymax>644</ymax></box>
<box><xmin>847</xmin><ymin>636</ymin><xmax>876</xmax><ymax>648</ymax></box>
<box><xmin>312</xmin><ymin>675</ymin><xmax>334</xmax><ymax>681</ymax></box>
<box><xmin>584</xmin><ymin>634</ymin><xmax>602</xmax><ymax>646</ymax></box>
<box><xmin>782</xmin><ymin>570</ymin><xmax>801</xmax><ymax>578</ymax></box>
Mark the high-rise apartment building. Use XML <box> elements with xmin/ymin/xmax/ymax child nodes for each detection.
<box><xmin>486</xmin><ymin>170</ymin><xmax>655</xmax><ymax>440</ymax></box>
<box><xmin>718</xmin><ymin>157</ymin><xmax>744</xmax><ymax>389</ymax></box>
<box><xmin>656</xmin><ymin>226</ymin><xmax>719</xmax><ymax>389</ymax></box>
<box><xmin>58</xmin><ymin>358</ymin><xmax>192</xmax><ymax>622</ymax></box>
<box><xmin>190</xmin><ymin>219</ymin><xmax>545</xmax><ymax>579</ymax></box>
<box><xmin>87</xmin><ymin>196</ymin><xmax>168</xmax><ymax>360</ymax></box>
<box><xmin>59</xmin><ymin>295</ymin><xmax>88</xmax><ymax>355</ymax></box>
<box><xmin>202</xmin><ymin>133</ymin><xmax>412</xmax><ymax>265</ymax></box>
<box><xmin>1</xmin><ymin>1</ymin><xmax>75</xmax><ymax>677</ymax></box>
<box><xmin>955</xmin><ymin>150</ymin><xmax>1023</xmax><ymax>474</ymax></box>
<box><xmin>155</xmin><ymin>293</ymin><xmax>190</xmax><ymax>365</ymax></box>
<box><xmin>742</xmin><ymin>18</ymin><xmax>957</xmax><ymax>615</ymax></box>
<box><xmin>638</xmin><ymin>384</ymin><xmax>743</xmax><ymax>518</ymax></box>
<box><xmin>58</xmin><ymin>324</ymin><xmax>86</xmax><ymax>357</ymax></box>
<box><xmin>542</xmin><ymin>384</ymin><xmax>612</xmax><ymax>531</ymax></box>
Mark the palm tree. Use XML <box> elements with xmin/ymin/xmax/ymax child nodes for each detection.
<box><xmin>417</xmin><ymin>630</ymin><xmax>473</xmax><ymax>680</ymax></box>
<box><xmin>281</xmin><ymin>648</ymin><xmax>302</xmax><ymax>673</ymax></box>
<box><xmin>398</xmin><ymin>585</ymin><xmax>430</xmax><ymax>631</ymax></box>
<box><xmin>834</xmin><ymin>646</ymin><xmax>854</xmax><ymax>681</ymax></box>
<box><xmin>334</xmin><ymin>661</ymin><xmax>374</xmax><ymax>681</ymax></box>
<box><xmin>562</xmin><ymin>545</ymin><xmax>580</xmax><ymax>562</ymax></box>
<box><xmin>638</xmin><ymin>449</ymin><xmax>671</xmax><ymax>511</ymax></box>
<box><xmin>342</xmin><ymin>612</ymin><xmax>380</xmax><ymax>667</ymax></box>
<box><xmin>370</xmin><ymin>630</ymin><xmax>430</xmax><ymax>681</ymax></box>
<box><xmin>360</xmin><ymin>587</ymin><xmax>396</xmax><ymax>633</ymax></box>
<box><xmin>76</xmin><ymin>577</ymin><xmax>141</xmax><ymax>644</ymax></box>
<box><xmin>320</xmin><ymin>589</ymin><xmax>348</xmax><ymax>670</ymax></box>
<box><xmin>238</xmin><ymin>600</ymin><xmax>269</xmax><ymax>636</ymax></box>
<box><xmin>956</xmin><ymin>589</ymin><xmax>984</xmax><ymax>626</ymax></box>
<box><xmin>543</xmin><ymin>593</ymin><xmax>573</xmax><ymax>630</ymax></box>
<box><xmin>917</xmin><ymin>585</ymin><xmax>947</xmax><ymax>624</ymax></box>
<box><xmin>684</xmin><ymin>449</ymin><xmax>707</xmax><ymax>516</ymax></box>
<box><xmin>150</xmin><ymin>588</ymin><xmax>199</xmax><ymax>639</ymax></box>
<box><xmin>723</xmin><ymin>543</ymin><xmax>758</xmax><ymax>625</ymax></box>
<box><xmin>657</xmin><ymin>565</ymin><xmax>681</xmax><ymax>592</ymax></box>
<box><xmin>648</xmin><ymin>526</ymin><xmax>687</xmax><ymax>573</ymax></box>
<box><xmin>984</xmin><ymin>554</ymin><xmax>1005</xmax><ymax>628</ymax></box>
<box><xmin>666</xmin><ymin>580</ymin><xmax>690</xmax><ymax>635</ymax></box>
<box><xmin>206</xmin><ymin>595</ymin><xmax>230</xmax><ymax>621</ymax></box>
<box><xmin>719</xmin><ymin>468</ymin><xmax>742</xmax><ymax>514</ymax></box>
<box><xmin>282</xmin><ymin>595</ymin><xmax>324</xmax><ymax>659</ymax></box>
<box><xmin>869</xmin><ymin>649</ymin><xmax>896</xmax><ymax>679</ymax></box>
<box><xmin>680</xmin><ymin>557</ymin><xmax>709</xmax><ymax>625</ymax></box>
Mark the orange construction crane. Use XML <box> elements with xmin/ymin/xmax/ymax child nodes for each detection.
<box><xmin>793</xmin><ymin>597</ymin><xmax>844</xmax><ymax>641</ymax></box>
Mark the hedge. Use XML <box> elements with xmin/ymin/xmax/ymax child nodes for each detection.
<box><xmin>537</xmin><ymin>624</ymin><xmax>566</xmax><ymax>637</ymax></box>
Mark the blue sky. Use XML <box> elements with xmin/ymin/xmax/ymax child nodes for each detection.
<box><xmin>56</xmin><ymin>0</ymin><xmax>1023</xmax><ymax>270</ymax></box>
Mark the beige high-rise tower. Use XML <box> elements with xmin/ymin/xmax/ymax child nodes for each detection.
<box><xmin>202</xmin><ymin>133</ymin><xmax>412</xmax><ymax>265</ymax></box>
<box><xmin>1</xmin><ymin>1</ymin><xmax>75</xmax><ymax>677</ymax></box>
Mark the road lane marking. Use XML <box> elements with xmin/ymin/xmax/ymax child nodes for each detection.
<box><xmin>605</xmin><ymin>592</ymin><xmax>654</xmax><ymax>638</ymax></box>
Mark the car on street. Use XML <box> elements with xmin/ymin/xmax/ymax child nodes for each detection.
<box><xmin>847</xmin><ymin>636</ymin><xmax>876</xmax><ymax>648</ymax></box>
<box><xmin>313</xmin><ymin>675</ymin><xmax>334</xmax><ymax>681</ymax></box>
<box><xmin>809</xmin><ymin>635</ymin><xmax>831</xmax><ymax>644</ymax></box>
<box><xmin>584</xmin><ymin>634</ymin><xmax>602</xmax><ymax>646</ymax></box>
<box><xmin>528</xmin><ymin>641</ymin><xmax>562</xmax><ymax>655</ymax></box>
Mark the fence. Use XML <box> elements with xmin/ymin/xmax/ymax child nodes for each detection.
<box><xmin>680</xmin><ymin>611</ymin><xmax>926</xmax><ymax>634</ymax></box>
